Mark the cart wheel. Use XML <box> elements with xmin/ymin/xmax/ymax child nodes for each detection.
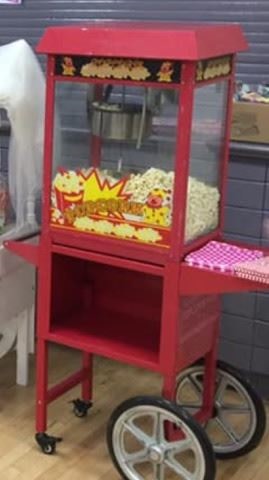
<box><xmin>176</xmin><ymin>360</ymin><xmax>266</xmax><ymax>459</ymax></box>
<box><xmin>71</xmin><ymin>398</ymin><xmax>92</xmax><ymax>418</ymax></box>
<box><xmin>107</xmin><ymin>396</ymin><xmax>216</xmax><ymax>480</ymax></box>
<box><xmin>35</xmin><ymin>432</ymin><xmax>62</xmax><ymax>455</ymax></box>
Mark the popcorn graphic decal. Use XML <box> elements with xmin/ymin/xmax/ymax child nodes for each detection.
<box><xmin>61</xmin><ymin>57</ymin><xmax>76</xmax><ymax>76</ymax></box>
<box><xmin>157</xmin><ymin>62</ymin><xmax>174</xmax><ymax>83</ymax></box>
<box><xmin>55</xmin><ymin>56</ymin><xmax>181</xmax><ymax>83</ymax></box>
<box><xmin>80</xmin><ymin>58</ymin><xmax>150</xmax><ymax>81</ymax></box>
<box><xmin>51</xmin><ymin>167</ymin><xmax>220</xmax><ymax>245</ymax></box>
<box><xmin>51</xmin><ymin>168</ymin><xmax>170</xmax><ymax>246</ymax></box>
<box><xmin>196</xmin><ymin>56</ymin><xmax>232</xmax><ymax>82</ymax></box>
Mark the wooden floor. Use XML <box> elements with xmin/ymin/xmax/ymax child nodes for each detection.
<box><xmin>0</xmin><ymin>345</ymin><xmax>268</xmax><ymax>480</ymax></box>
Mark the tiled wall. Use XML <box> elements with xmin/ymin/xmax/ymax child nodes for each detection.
<box><xmin>220</xmin><ymin>153</ymin><xmax>269</xmax><ymax>394</ymax></box>
<box><xmin>1</xmin><ymin>0</ymin><xmax>269</xmax><ymax>85</ymax></box>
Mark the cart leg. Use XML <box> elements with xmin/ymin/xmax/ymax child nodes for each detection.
<box><xmin>162</xmin><ymin>374</ymin><xmax>186</xmax><ymax>442</ymax></box>
<box><xmin>202</xmin><ymin>348</ymin><xmax>218</xmax><ymax>417</ymax></box>
<box><xmin>91</xmin><ymin>85</ymin><xmax>102</xmax><ymax>168</ymax></box>
<box><xmin>70</xmin><ymin>352</ymin><xmax>93</xmax><ymax>419</ymax></box>
<box><xmin>162</xmin><ymin>374</ymin><xmax>177</xmax><ymax>402</ymax></box>
<box><xmin>35</xmin><ymin>338</ymin><xmax>62</xmax><ymax>454</ymax></box>
<box><xmin>36</xmin><ymin>338</ymin><xmax>48</xmax><ymax>433</ymax></box>
<box><xmin>82</xmin><ymin>351</ymin><xmax>93</xmax><ymax>402</ymax></box>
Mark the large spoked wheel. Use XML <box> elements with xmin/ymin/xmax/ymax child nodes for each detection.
<box><xmin>107</xmin><ymin>396</ymin><xmax>216</xmax><ymax>480</ymax></box>
<box><xmin>176</xmin><ymin>360</ymin><xmax>266</xmax><ymax>459</ymax></box>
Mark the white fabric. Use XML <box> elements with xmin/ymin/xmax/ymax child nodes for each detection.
<box><xmin>0</xmin><ymin>39</ymin><xmax>45</xmax><ymax>239</ymax></box>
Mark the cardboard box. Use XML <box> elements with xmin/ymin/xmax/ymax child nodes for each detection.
<box><xmin>231</xmin><ymin>101</ymin><xmax>269</xmax><ymax>144</ymax></box>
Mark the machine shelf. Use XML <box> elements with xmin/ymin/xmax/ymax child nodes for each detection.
<box><xmin>180</xmin><ymin>262</ymin><xmax>269</xmax><ymax>295</ymax></box>
<box><xmin>52</xmin><ymin>243</ymin><xmax>164</xmax><ymax>277</ymax></box>
<box><xmin>48</xmin><ymin>308</ymin><xmax>160</xmax><ymax>371</ymax></box>
<box><xmin>51</xmin><ymin>227</ymin><xmax>168</xmax><ymax>266</ymax></box>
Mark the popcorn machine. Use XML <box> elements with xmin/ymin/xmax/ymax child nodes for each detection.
<box><xmin>6</xmin><ymin>23</ymin><xmax>268</xmax><ymax>479</ymax></box>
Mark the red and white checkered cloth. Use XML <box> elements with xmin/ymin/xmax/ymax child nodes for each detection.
<box><xmin>234</xmin><ymin>256</ymin><xmax>269</xmax><ymax>284</ymax></box>
<box><xmin>184</xmin><ymin>241</ymin><xmax>263</xmax><ymax>273</ymax></box>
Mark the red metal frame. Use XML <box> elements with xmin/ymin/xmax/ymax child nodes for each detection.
<box><xmin>6</xmin><ymin>22</ymin><xmax>261</xmax><ymax>447</ymax></box>
<box><xmin>36</xmin><ymin>22</ymin><xmax>247</xmax><ymax>60</ymax></box>
<box><xmin>171</xmin><ymin>62</ymin><xmax>196</xmax><ymax>260</ymax></box>
<box><xmin>195</xmin><ymin>74</ymin><xmax>233</xmax><ymax>88</ymax></box>
<box><xmin>55</xmin><ymin>75</ymin><xmax>182</xmax><ymax>90</ymax></box>
<box><xmin>90</xmin><ymin>84</ymin><xmax>103</xmax><ymax>168</ymax></box>
<box><xmin>219</xmin><ymin>58</ymin><xmax>237</xmax><ymax>232</ymax></box>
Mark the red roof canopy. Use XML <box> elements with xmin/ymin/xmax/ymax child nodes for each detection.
<box><xmin>36</xmin><ymin>22</ymin><xmax>248</xmax><ymax>60</ymax></box>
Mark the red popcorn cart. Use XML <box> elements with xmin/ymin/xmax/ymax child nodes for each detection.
<box><xmin>6</xmin><ymin>22</ymin><xmax>268</xmax><ymax>479</ymax></box>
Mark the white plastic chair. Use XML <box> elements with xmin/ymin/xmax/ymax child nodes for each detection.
<box><xmin>0</xmin><ymin>243</ymin><xmax>35</xmax><ymax>385</ymax></box>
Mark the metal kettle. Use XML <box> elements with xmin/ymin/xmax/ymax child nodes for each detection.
<box><xmin>88</xmin><ymin>85</ymin><xmax>152</xmax><ymax>148</ymax></box>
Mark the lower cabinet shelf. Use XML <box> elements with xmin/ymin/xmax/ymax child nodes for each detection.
<box><xmin>48</xmin><ymin>308</ymin><xmax>160</xmax><ymax>371</ymax></box>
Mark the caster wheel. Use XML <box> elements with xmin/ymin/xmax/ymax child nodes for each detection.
<box><xmin>107</xmin><ymin>396</ymin><xmax>216</xmax><ymax>480</ymax></box>
<box><xmin>71</xmin><ymin>398</ymin><xmax>92</xmax><ymax>418</ymax></box>
<box><xmin>176</xmin><ymin>360</ymin><xmax>266</xmax><ymax>459</ymax></box>
<box><xmin>35</xmin><ymin>433</ymin><xmax>62</xmax><ymax>455</ymax></box>
<box><xmin>42</xmin><ymin>443</ymin><xmax>55</xmax><ymax>455</ymax></box>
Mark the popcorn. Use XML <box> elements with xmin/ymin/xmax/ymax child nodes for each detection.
<box><xmin>129</xmin><ymin>60</ymin><xmax>151</xmax><ymax>81</ymax></box>
<box><xmin>73</xmin><ymin>217</ymin><xmax>96</xmax><ymax>231</ymax></box>
<box><xmin>72</xmin><ymin>216</ymin><xmax>162</xmax><ymax>244</ymax></box>
<box><xmin>80</xmin><ymin>58</ymin><xmax>150</xmax><ymax>81</ymax></box>
<box><xmin>80</xmin><ymin>62</ymin><xmax>99</xmax><ymax>78</ymax></box>
<box><xmin>124</xmin><ymin>168</ymin><xmax>174</xmax><ymax>203</ymax></box>
<box><xmin>124</xmin><ymin>167</ymin><xmax>220</xmax><ymax>241</ymax></box>
<box><xmin>93</xmin><ymin>220</ymin><xmax>114</xmax><ymax>234</ymax></box>
<box><xmin>51</xmin><ymin>207</ymin><xmax>64</xmax><ymax>225</ymax></box>
<box><xmin>135</xmin><ymin>228</ymin><xmax>162</xmax><ymax>243</ymax></box>
<box><xmin>185</xmin><ymin>177</ymin><xmax>220</xmax><ymax>242</ymax></box>
<box><xmin>53</xmin><ymin>170</ymin><xmax>84</xmax><ymax>194</ymax></box>
<box><xmin>113</xmin><ymin>223</ymin><xmax>136</xmax><ymax>238</ymax></box>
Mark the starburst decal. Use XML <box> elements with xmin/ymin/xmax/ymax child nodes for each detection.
<box><xmin>82</xmin><ymin>169</ymin><xmax>130</xmax><ymax>219</ymax></box>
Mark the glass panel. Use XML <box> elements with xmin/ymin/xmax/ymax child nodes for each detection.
<box><xmin>186</xmin><ymin>81</ymin><xmax>228</xmax><ymax>243</ymax></box>
<box><xmin>52</xmin><ymin>82</ymin><xmax>179</xmax><ymax>247</ymax></box>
